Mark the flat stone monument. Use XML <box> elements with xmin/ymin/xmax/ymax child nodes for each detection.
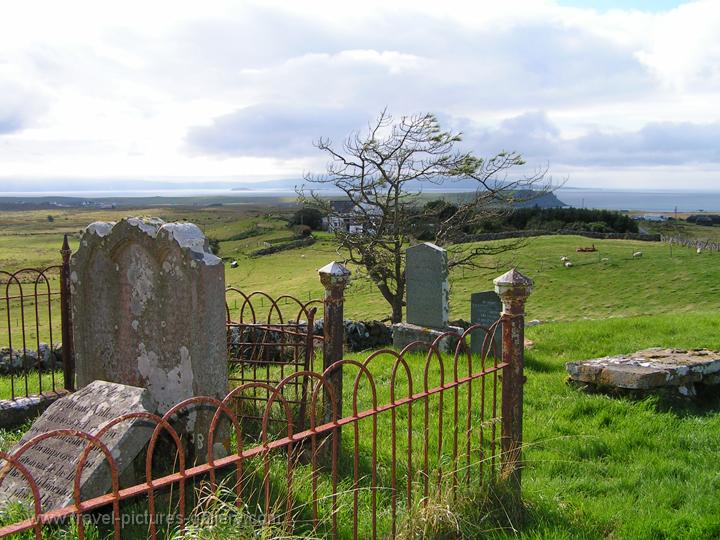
<box><xmin>393</xmin><ymin>243</ymin><xmax>462</xmax><ymax>353</ymax></box>
<box><xmin>566</xmin><ymin>348</ymin><xmax>720</xmax><ymax>397</ymax></box>
<box><xmin>70</xmin><ymin>217</ymin><xmax>228</xmax><ymax>456</ymax></box>
<box><xmin>470</xmin><ymin>291</ymin><xmax>502</xmax><ymax>357</ymax></box>
<box><xmin>0</xmin><ymin>381</ymin><xmax>154</xmax><ymax>511</ymax></box>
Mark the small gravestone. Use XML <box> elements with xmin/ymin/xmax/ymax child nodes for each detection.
<box><xmin>566</xmin><ymin>348</ymin><xmax>720</xmax><ymax>397</ymax></box>
<box><xmin>70</xmin><ymin>218</ymin><xmax>228</xmax><ymax>457</ymax></box>
<box><xmin>0</xmin><ymin>381</ymin><xmax>154</xmax><ymax>511</ymax></box>
<box><xmin>470</xmin><ymin>291</ymin><xmax>503</xmax><ymax>357</ymax></box>
<box><xmin>405</xmin><ymin>243</ymin><xmax>449</xmax><ymax>328</ymax></box>
<box><xmin>393</xmin><ymin>243</ymin><xmax>461</xmax><ymax>353</ymax></box>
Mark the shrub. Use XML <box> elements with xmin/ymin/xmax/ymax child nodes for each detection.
<box><xmin>289</xmin><ymin>207</ymin><xmax>323</xmax><ymax>230</ymax></box>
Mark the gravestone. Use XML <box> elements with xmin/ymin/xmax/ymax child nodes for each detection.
<box><xmin>70</xmin><ymin>217</ymin><xmax>228</xmax><ymax>456</ymax></box>
<box><xmin>393</xmin><ymin>243</ymin><xmax>461</xmax><ymax>353</ymax></box>
<box><xmin>405</xmin><ymin>243</ymin><xmax>449</xmax><ymax>328</ymax></box>
<box><xmin>470</xmin><ymin>291</ymin><xmax>503</xmax><ymax>357</ymax></box>
<box><xmin>0</xmin><ymin>381</ymin><xmax>154</xmax><ymax>511</ymax></box>
<box><xmin>566</xmin><ymin>348</ymin><xmax>720</xmax><ymax>397</ymax></box>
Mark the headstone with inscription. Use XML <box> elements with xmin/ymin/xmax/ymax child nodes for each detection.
<box><xmin>470</xmin><ymin>291</ymin><xmax>503</xmax><ymax>357</ymax></box>
<box><xmin>70</xmin><ymin>217</ymin><xmax>228</xmax><ymax>456</ymax></box>
<box><xmin>393</xmin><ymin>243</ymin><xmax>462</xmax><ymax>352</ymax></box>
<box><xmin>0</xmin><ymin>381</ymin><xmax>154</xmax><ymax>511</ymax></box>
<box><xmin>405</xmin><ymin>243</ymin><xmax>449</xmax><ymax>329</ymax></box>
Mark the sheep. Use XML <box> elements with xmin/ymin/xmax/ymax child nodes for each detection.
<box><xmin>601</xmin><ymin>257</ymin><xmax>609</xmax><ymax>262</ymax></box>
<box><xmin>560</xmin><ymin>256</ymin><xmax>569</xmax><ymax>262</ymax></box>
<box><xmin>632</xmin><ymin>251</ymin><xmax>643</xmax><ymax>258</ymax></box>
<box><xmin>564</xmin><ymin>261</ymin><xmax>573</xmax><ymax>268</ymax></box>
<box><xmin>697</xmin><ymin>247</ymin><xmax>702</xmax><ymax>254</ymax></box>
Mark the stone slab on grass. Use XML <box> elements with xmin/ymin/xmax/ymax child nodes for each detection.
<box><xmin>0</xmin><ymin>380</ymin><xmax>155</xmax><ymax>511</ymax></box>
<box><xmin>566</xmin><ymin>348</ymin><xmax>720</xmax><ymax>396</ymax></box>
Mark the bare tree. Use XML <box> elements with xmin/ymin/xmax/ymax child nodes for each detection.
<box><xmin>300</xmin><ymin>110</ymin><xmax>551</xmax><ymax>323</ymax></box>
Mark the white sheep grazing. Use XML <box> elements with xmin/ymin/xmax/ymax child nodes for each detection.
<box><xmin>601</xmin><ymin>257</ymin><xmax>609</xmax><ymax>262</ymax></box>
<box><xmin>560</xmin><ymin>256</ymin><xmax>569</xmax><ymax>262</ymax></box>
<box><xmin>632</xmin><ymin>251</ymin><xmax>643</xmax><ymax>258</ymax></box>
<box><xmin>564</xmin><ymin>261</ymin><xmax>573</xmax><ymax>268</ymax></box>
<box><xmin>697</xmin><ymin>247</ymin><xmax>702</xmax><ymax>254</ymax></box>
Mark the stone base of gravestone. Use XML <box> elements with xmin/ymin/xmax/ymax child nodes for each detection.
<box><xmin>392</xmin><ymin>322</ymin><xmax>465</xmax><ymax>354</ymax></box>
<box><xmin>0</xmin><ymin>381</ymin><xmax>155</xmax><ymax>511</ymax></box>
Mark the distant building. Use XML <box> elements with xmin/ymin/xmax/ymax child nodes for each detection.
<box><xmin>322</xmin><ymin>200</ymin><xmax>364</xmax><ymax>233</ymax></box>
<box><xmin>634</xmin><ymin>214</ymin><xmax>667</xmax><ymax>222</ymax></box>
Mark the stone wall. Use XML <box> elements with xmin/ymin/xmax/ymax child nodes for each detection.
<box><xmin>462</xmin><ymin>230</ymin><xmax>661</xmax><ymax>242</ymax></box>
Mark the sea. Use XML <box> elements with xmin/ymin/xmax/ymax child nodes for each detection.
<box><xmin>554</xmin><ymin>189</ymin><xmax>720</xmax><ymax>213</ymax></box>
<box><xmin>2</xmin><ymin>187</ymin><xmax>720</xmax><ymax>213</ymax></box>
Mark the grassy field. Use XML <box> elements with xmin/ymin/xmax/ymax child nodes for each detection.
<box><xmin>1</xmin><ymin>206</ymin><xmax>720</xmax><ymax>538</ymax></box>
<box><xmin>3</xmin><ymin>205</ymin><xmax>720</xmax><ymax>324</ymax></box>
<box><xmin>641</xmin><ymin>219</ymin><xmax>720</xmax><ymax>242</ymax></box>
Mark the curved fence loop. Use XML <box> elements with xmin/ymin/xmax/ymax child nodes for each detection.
<box><xmin>1</xmin><ymin>265</ymin><xmax>66</xmax><ymax>400</ymax></box>
<box><xmin>0</xmin><ymin>451</ymin><xmax>43</xmax><ymax>539</ymax></box>
<box><xmin>0</xmin><ymin>288</ymin><xmax>518</xmax><ymax>540</ymax></box>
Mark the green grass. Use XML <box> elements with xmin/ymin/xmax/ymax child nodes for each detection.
<box><xmin>642</xmin><ymin>219</ymin><xmax>720</xmax><ymax>242</ymax></box>
<box><xmin>4</xmin><ymin>206</ymin><xmax>720</xmax><ymax>325</ymax></box>
<box><xmin>0</xmin><ymin>370</ymin><xmax>65</xmax><ymax>399</ymax></box>
<box><xmin>513</xmin><ymin>312</ymin><xmax>720</xmax><ymax>539</ymax></box>
<box><xmin>2</xmin><ymin>206</ymin><xmax>720</xmax><ymax>538</ymax></box>
<box><xmin>1</xmin><ymin>316</ymin><xmax>719</xmax><ymax>539</ymax></box>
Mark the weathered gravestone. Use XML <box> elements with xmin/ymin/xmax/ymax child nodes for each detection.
<box><xmin>566</xmin><ymin>348</ymin><xmax>720</xmax><ymax>397</ymax></box>
<box><xmin>470</xmin><ymin>291</ymin><xmax>502</xmax><ymax>357</ymax></box>
<box><xmin>393</xmin><ymin>243</ymin><xmax>462</xmax><ymax>353</ymax></box>
<box><xmin>405</xmin><ymin>243</ymin><xmax>449</xmax><ymax>328</ymax></box>
<box><xmin>70</xmin><ymin>217</ymin><xmax>228</xmax><ymax>457</ymax></box>
<box><xmin>0</xmin><ymin>381</ymin><xmax>154</xmax><ymax>511</ymax></box>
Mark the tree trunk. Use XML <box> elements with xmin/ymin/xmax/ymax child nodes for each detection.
<box><xmin>390</xmin><ymin>296</ymin><xmax>403</xmax><ymax>324</ymax></box>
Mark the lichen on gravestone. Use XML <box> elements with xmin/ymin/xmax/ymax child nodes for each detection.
<box><xmin>70</xmin><ymin>217</ymin><xmax>229</xmax><ymax>461</ymax></box>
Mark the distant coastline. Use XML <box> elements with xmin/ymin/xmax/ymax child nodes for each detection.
<box><xmin>1</xmin><ymin>186</ymin><xmax>720</xmax><ymax>213</ymax></box>
<box><xmin>554</xmin><ymin>188</ymin><xmax>720</xmax><ymax>213</ymax></box>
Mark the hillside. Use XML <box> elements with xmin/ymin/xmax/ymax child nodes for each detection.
<box><xmin>2</xmin><ymin>207</ymin><xmax>718</xmax><ymax>324</ymax></box>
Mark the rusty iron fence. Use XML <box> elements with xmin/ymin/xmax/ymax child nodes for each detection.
<box><xmin>0</xmin><ymin>316</ymin><xmax>527</xmax><ymax>539</ymax></box>
<box><xmin>225</xmin><ymin>288</ymin><xmax>324</xmax><ymax>429</ymax></box>
<box><xmin>0</xmin><ymin>236</ymin><xmax>75</xmax><ymax>400</ymax></box>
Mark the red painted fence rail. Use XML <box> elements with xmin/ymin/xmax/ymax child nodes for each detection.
<box><xmin>0</xmin><ymin>323</ymin><xmax>518</xmax><ymax>539</ymax></box>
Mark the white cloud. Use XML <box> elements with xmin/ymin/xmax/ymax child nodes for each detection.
<box><xmin>0</xmin><ymin>0</ymin><xmax>719</xmax><ymax>189</ymax></box>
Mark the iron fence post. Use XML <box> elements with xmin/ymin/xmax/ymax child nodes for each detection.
<box><xmin>494</xmin><ymin>268</ymin><xmax>533</xmax><ymax>495</ymax></box>
<box><xmin>60</xmin><ymin>235</ymin><xmax>75</xmax><ymax>392</ymax></box>
<box><xmin>318</xmin><ymin>262</ymin><xmax>350</xmax><ymax>440</ymax></box>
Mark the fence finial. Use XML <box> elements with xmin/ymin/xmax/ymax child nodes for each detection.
<box><xmin>493</xmin><ymin>268</ymin><xmax>533</xmax><ymax>312</ymax></box>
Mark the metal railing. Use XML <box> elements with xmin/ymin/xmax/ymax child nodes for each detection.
<box><xmin>0</xmin><ymin>236</ymin><xmax>75</xmax><ymax>400</ymax></box>
<box><xmin>0</xmin><ymin>321</ymin><xmax>522</xmax><ymax>539</ymax></box>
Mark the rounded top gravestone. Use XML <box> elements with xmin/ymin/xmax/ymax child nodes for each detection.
<box><xmin>70</xmin><ymin>217</ymin><xmax>228</xmax><ymax>427</ymax></box>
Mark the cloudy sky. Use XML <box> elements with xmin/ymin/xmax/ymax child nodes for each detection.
<box><xmin>1</xmin><ymin>0</ymin><xmax>719</xmax><ymax>191</ymax></box>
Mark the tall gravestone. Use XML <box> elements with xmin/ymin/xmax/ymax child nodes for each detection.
<box><xmin>405</xmin><ymin>243</ymin><xmax>450</xmax><ymax>328</ymax></box>
<box><xmin>393</xmin><ymin>243</ymin><xmax>462</xmax><ymax>353</ymax></box>
<box><xmin>0</xmin><ymin>381</ymin><xmax>154</xmax><ymax>511</ymax></box>
<box><xmin>470</xmin><ymin>291</ymin><xmax>503</xmax><ymax>357</ymax></box>
<box><xmin>70</xmin><ymin>217</ymin><xmax>228</xmax><ymax>457</ymax></box>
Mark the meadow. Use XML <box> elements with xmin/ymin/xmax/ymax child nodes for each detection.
<box><xmin>1</xmin><ymin>205</ymin><xmax>720</xmax><ymax>538</ymax></box>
